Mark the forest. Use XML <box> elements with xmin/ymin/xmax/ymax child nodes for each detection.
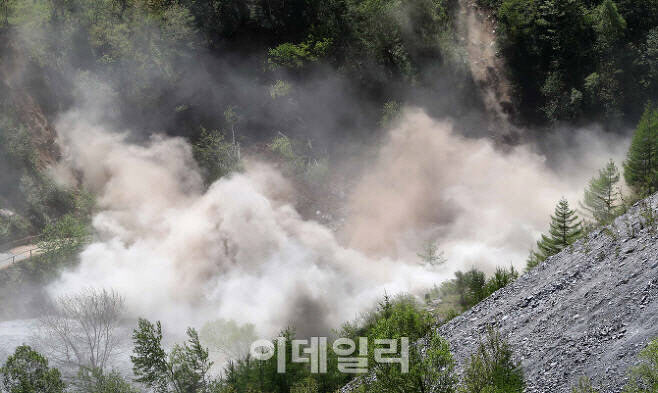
<box><xmin>1</xmin><ymin>0</ymin><xmax>658</xmax><ymax>392</ymax></box>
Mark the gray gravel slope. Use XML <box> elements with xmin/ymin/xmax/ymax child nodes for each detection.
<box><xmin>438</xmin><ymin>194</ymin><xmax>658</xmax><ymax>392</ymax></box>
<box><xmin>340</xmin><ymin>194</ymin><xmax>658</xmax><ymax>393</ymax></box>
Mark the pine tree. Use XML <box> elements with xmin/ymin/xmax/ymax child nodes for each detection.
<box><xmin>582</xmin><ymin>159</ymin><xmax>621</xmax><ymax>224</ymax></box>
<box><xmin>527</xmin><ymin>198</ymin><xmax>582</xmax><ymax>269</ymax></box>
<box><xmin>417</xmin><ymin>240</ymin><xmax>446</xmax><ymax>266</ymax></box>
<box><xmin>624</xmin><ymin>105</ymin><xmax>658</xmax><ymax>196</ymax></box>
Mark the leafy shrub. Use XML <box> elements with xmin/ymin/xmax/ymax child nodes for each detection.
<box><xmin>39</xmin><ymin>213</ymin><xmax>89</xmax><ymax>255</ymax></box>
<box><xmin>268</xmin><ymin>38</ymin><xmax>332</xmax><ymax>70</ymax></box>
<box><xmin>368</xmin><ymin>328</ymin><xmax>457</xmax><ymax>393</ymax></box>
<box><xmin>484</xmin><ymin>266</ymin><xmax>519</xmax><ymax>295</ymax></box>
<box><xmin>460</xmin><ymin>326</ymin><xmax>525</xmax><ymax>393</ymax></box>
<box><xmin>366</xmin><ymin>294</ymin><xmax>434</xmax><ymax>343</ymax></box>
<box><xmin>291</xmin><ymin>377</ymin><xmax>319</xmax><ymax>393</ymax></box>
<box><xmin>426</xmin><ymin>266</ymin><xmax>518</xmax><ymax>320</ymax></box>
<box><xmin>268</xmin><ymin>134</ymin><xmax>330</xmax><ymax>187</ymax></box>
<box><xmin>72</xmin><ymin>368</ymin><xmax>138</xmax><ymax>393</ymax></box>
<box><xmin>193</xmin><ymin>127</ymin><xmax>241</xmax><ymax>185</ymax></box>
<box><xmin>623</xmin><ymin>338</ymin><xmax>658</xmax><ymax>393</ymax></box>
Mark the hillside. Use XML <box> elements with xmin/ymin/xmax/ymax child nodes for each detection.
<box><xmin>337</xmin><ymin>195</ymin><xmax>658</xmax><ymax>393</ymax></box>
<box><xmin>2</xmin><ymin>0</ymin><xmax>658</xmax><ymax>391</ymax></box>
<box><xmin>436</xmin><ymin>194</ymin><xmax>658</xmax><ymax>392</ymax></box>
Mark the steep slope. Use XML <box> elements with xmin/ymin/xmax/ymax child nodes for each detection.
<box><xmin>0</xmin><ymin>41</ymin><xmax>58</xmax><ymax>170</ymax></box>
<box><xmin>438</xmin><ymin>194</ymin><xmax>658</xmax><ymax>392</ymax></box>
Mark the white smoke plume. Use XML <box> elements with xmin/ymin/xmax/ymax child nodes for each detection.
<box><xmin>343</xmin><ymin>109</ymin><xmax>629</xmax><ymax>272</ymax></box>
<box><xmin>48</xmin><ymin>106</ymin><xmax>448</xmax><ymax>338</ymax></box>
<box><xmin>46</xmin><ymin>83</ymin><xmax>629</xmax><ymax>339</ymax></box>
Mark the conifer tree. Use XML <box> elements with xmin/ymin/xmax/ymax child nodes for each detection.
<box><xmin>527</xmin><ymin>198</ymin><xmax>582</xmax><ymax>269</ymax></box>
<box><xmin>582</xmin><ymin>159</ymin><xmax>621</xmax><ymax>224</ymax></box>
<box><xmin>624</xmin><ymin>105</ymin><xmax>658</xmax><ymax>196</ymax></box>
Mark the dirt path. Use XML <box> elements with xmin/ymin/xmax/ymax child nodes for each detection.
<box><xmin>0</xmin><ymin>244</ymin><xmax>41</xmax><ymax>270</ymax></box>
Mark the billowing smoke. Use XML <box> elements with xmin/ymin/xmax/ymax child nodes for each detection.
<box><xmin>48</xmin><ymin>104</ymin><xmax>448</xmax><ymax>338</ymax></box>
<box><xmin>14</xmin><ymin>0</ymin><xmax>626</xmax><ymax>342</ymax></box>
<box><xmin>47</xmin><ymin>100</ymin><xmax>628</xmax><ymax>341</ymax></box>
<box><xmin>343</xmin><ymin>109</ymin><xmax>629</xmax><ymax>272</ymax></box>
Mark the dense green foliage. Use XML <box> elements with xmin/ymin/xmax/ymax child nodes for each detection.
<box><xmin>4</xmin><ymin>326</ymin><xmax>655</xmax><ymax>393</ymax></box>
<box><xmin>0</xmin><ymin>117</ymin><xmax>83</xmax><ymax>242</ymax></box>
<box><xmin>366</xmin><ymin>329</ymin><xmax>457</xmax><ymax>393</ymax></box>
<box><xmin>131</xmin><ymin>319</ymin><xmax>213</xmax><ymax>393</ymax></box>
<box><xmin>624</xmin><ymin>105</ymin><xmax>658</xmax><ymax>197</ymax></box>
<box><xmin>1</xmin><ymin>0</ymin><xmax>658</xmax><ymax>391</ymax></box>
<box><xmin>72</xmin><ymin>368</ymin><xmax>138</xmax><ymax>393</ymax></box>
<box><xmin>428</xmin><ymin>266</ymin><xmax>519</xmax><ymax>318</ymax></box>
<box><xmin>0</xmin><ymin>0</ymin><xmax>468</xmax><ymax>149</ymax></box>
<box><xmin>495</xmin><ymin>0</ymin><xmax>658</xmax><ymax>123</ymax></box>
<box><xmin>216</xmin><ymin>295</ymin><xmax>436</xmax><ymax>393</ymax></box>
<box><xmin>218</xmin><ymin>328</ymin><xmax>316</xmax><ymax>393</ymax></box>
<box><xmin>460</xmin><ymin>326</ymin><xmax>525</xmax><ymax>393</ymax></box>
<box><xmin>193</xmin><ymin>127</ymin><xmax>241</xmax><ymax>184</ymax></box>
<box><xmin>527</xmin><ymin>198</ymin><xmax>582</xmax><ymax>269</ymax></box>
<box><xmin>0</xmin><ymin>345</ymin><xmax>65</xmax><ymax>393</ymax></box>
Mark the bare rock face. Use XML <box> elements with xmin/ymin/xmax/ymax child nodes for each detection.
<box><xmin>438</xmin><ymin>194</ymin><xmax>658</xmax><ymax>392</ymax></box>
<box><xmin>341</xmin><ymin>194</ymin><xmax>658</xmax><ymax>393</ymax></box>
<box><xmin>0</xmin><ymin>41</ymin><xmax>59</xmax><ymax>169</ymax></box>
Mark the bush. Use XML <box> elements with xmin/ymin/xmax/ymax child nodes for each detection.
<box><xmin>484</xmin><ymin>266</ymin><xmax>519</xmax><ymax>295</ymax></box>
<box><xmin>72</xmin><ymin>368</ymin><xmax>138</xmax><ymax>393</ymax></box>
<box><xmin>290</xmin><ymin>377</ymin><xmax>319</xmax><ymax>393</ymax></box>
<box><xmin>38</xmin><ymin>213</ymin><xmax>89</xmax><ymax>256</ymax></box>
<box><xmin>367</xmin><ymin>294</ymin><xmax>434</xmax><ymax>343</ymax></box>
<box><xmin>368</xmin><ymin>328</ymin><xmax>457</xmax><ymax>393</ymax></box>
<box><xmin>193</xmin><ymin>127</ymin><xmax>241</xmax><ymax>185</ymax></box>
<box><xmin>268</xmin><ymin>134</ymin><xmax>330</xmax><ymax>188</ymax></box>
<box><xmin>268</xmin><ymin>38</ymin><xmax>332</xmax><ymax>70</ymax></box>
<box><xmin>460</xmin><ymin>326</ymin><xmax>525</xmax><ymax>393</ymax></box>
<box><xmin>426</xmin><ymin>266</ymin><xmax>519</xmax><ymax>320</ymax></box>
<box><xmin>623</xmin><ymin>338</ymin><xmax>658</xmax><ymax>392</ymax></box>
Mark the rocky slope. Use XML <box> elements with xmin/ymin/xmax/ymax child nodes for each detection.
<box><xmin>342</xmin><ymin>194</ymin><xmax>658</xmax><ymax>393</ymax></box>
<box><xmin>437</xmin><ymin>193</ymin><xmax>658</xmax><ymax>392</ymax></box>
